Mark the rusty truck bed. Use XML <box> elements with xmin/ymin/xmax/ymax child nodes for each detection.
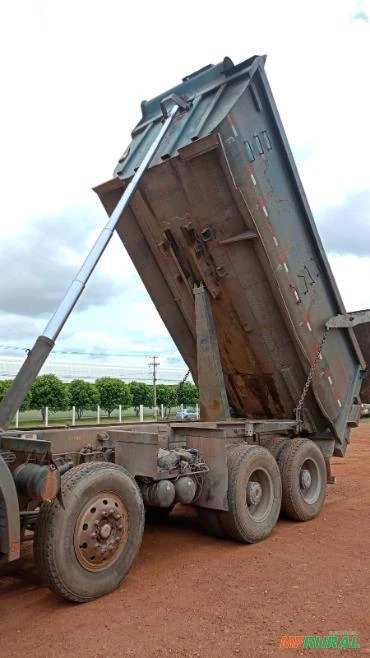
<box><xmin>95</xmin><ymin>55</ymin><xmax>364</xmax><ymax>456</ymax></box>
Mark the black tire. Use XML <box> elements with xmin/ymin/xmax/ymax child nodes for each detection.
<box><xmin>219</xmin><ymin>445</ymin><xmax>282</xmax><ymax>543</ymax></box>
<box><xmin>34</xmin><ymin>462</ymin><xmax>144</xmax><ymax>603</ymax></box>
<box><xmin>197</xmin><ymin>507</ymin><xmax>227</xmax><ymax>538</ymax></box>
<box><xmin>261</xmin><ymin>436</ymin><xmax>288</xmax><ymax>459</ymax></box>
<box><xmin>277</xmin><ymin>438</ymin><xmax>327</xmax><ymax>521</ymax></box>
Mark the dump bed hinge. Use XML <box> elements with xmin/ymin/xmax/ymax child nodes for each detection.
<box><xmin>326</xmin><ymin>310</ymin><xmax>370</xmax><ymax>329</ymax></box>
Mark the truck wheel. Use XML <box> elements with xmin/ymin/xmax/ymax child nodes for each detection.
<box><xmin>34</xmin><ymin>462</ymin><xmax>144</xmax><ymax>602</ymax></box>
<box><xmin>197</xmin><ymin>508</ymin><xmax>227</xmax><ymax>538</ymax></box>
<box><xmin>219</xmin><ymin>445</ymin><xmax>282</xmax><ymax>543</ymax></box>
<box><xmin>261</xmin><ymin>436</ymin><xmax>287</xmax><ymax>459</ymax></box>
<box><xmin>277</xmin><ymin>439</ymin><xmax>327</xmax><ymax>521</ymax></box>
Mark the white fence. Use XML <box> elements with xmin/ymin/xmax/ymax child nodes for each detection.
<box><xmin>13</xmin><ymin>403</ymin><xmax>200</xmax><ymax>427</ymax></box>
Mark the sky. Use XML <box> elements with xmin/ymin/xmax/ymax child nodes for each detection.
<box><xmin>0</xmin><ymin>0</ymin><xmax>369</xmax><ymax>383</ymax></box>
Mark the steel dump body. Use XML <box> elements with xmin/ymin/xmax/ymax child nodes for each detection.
<box><xmin>95</xmin><ymin>55</ymin><xmax>364</xmax><ymax>456</ymax></box>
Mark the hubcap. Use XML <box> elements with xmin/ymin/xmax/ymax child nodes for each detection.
<box><xmin>74</xmin><ymin>492</ymin><xmax>128</xmax><ymax>572</ymax></box>
<box><xmin>299</xmin><ymin>458</ymin><xmax>321</xmax><ymax>504</ymax></box>
<box><xmin>246</xmin><ymin>481</ymin><xmax>263</xmax><ymax>505</ymax></box>
<box><xmin>245</xmin><ymin>468</ymin><xmax>273</xmax><ymax>522</ymax></box>
<box><xmin>300</xmin><ymin>469</ymin><xmax>312</xmax><ymax>490</ymax></box>
<box><xmin>100</xmin><ymin>523</ymin><xmax>112</xmax><ymax>539</ymax></box>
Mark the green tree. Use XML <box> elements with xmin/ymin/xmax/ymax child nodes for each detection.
<box><xmin>128</xmin><ymin>381</ymin><xmax>151</xmax><ymax>416</ymax></box>
<box><xmin>178</xmin><ymin>382</ymin><xmax>199</xmax><ymax>407</ymax></box>
<box><xmin>156</xmin><ymin>384</ymin><xmax>177</xmax><ymax>416</ymax></box>
<box><xmin>95</xmin><ymin>377</ymin><xmax>131</xmax><ymax>417</ymax></box>
<box><xmin>0</xmin><ymin>379</ymin><xmax>32</xmax><ymax>412</ymax></box>
<box><xmin>68</xmin><ymin>379</ymin><xmax>99</xmax><ymax>420</ymax></box>
<box><xmin>30</xmin><ymin>374</ymin><xmax>70</xmax><ymax>420</ymax></box>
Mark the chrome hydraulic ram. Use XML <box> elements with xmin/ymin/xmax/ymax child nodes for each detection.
<box><xmin>0</xmin><ymin>97</ymin><xmax>189</xmax><ymax>430</ymax></box>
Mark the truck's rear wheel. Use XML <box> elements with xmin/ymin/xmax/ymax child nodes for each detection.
<box><xmin>261</xmin><ymin>436</ymin><xmax>287</xmax><ymax>459</ymax></box>
<box><xmin>34</xmin><ymin>462</ymin><xmax>144</xmax><ymax>602</ymax></box>
<box><xmin>219</xmin><ymin>445</ymin><xmax>282</xmax><ymax>543</ymax></box>
<box><xmin>277</xmin><ymin>438</ymin><xmax>327</xmax><ymax>521</ymax></box>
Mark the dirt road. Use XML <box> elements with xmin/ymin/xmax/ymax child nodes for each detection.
<box><xmin>1</xmin><ymin>424</ymin><xmax>369</xmax><ymax>657</ymax></box>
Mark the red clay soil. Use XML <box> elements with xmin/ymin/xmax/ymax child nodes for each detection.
<box><xmin>1</xmin><ymin>424</ymin><xmax>370</xmax><ymax>658</ymax></box>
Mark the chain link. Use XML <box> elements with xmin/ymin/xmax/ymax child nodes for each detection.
<box><xmin>295</xmin><ymin>330</ymin><xmax>328</xmax><ymax>429</ymax></box>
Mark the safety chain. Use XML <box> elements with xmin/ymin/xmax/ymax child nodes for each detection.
<box><xmin>295</xmin><ymin>330</ymin><xmax>328</xmax><ymax>430</ymax></box>
<box><xmin>165</xmin><ymin>369</ymin><xmax>191</xmax><ymax>418</ymax></box>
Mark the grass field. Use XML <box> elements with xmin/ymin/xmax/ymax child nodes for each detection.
<box><xmin>10</xmin><ymin>406</ymin><xmax>181</xmax><ymax>429</ymax></box>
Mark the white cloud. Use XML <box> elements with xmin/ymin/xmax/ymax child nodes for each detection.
<box><xmin>0</xmin><ymin>0</ymin><xmax>369</xmax><ymax>374</ymax></box>
<box><xmin>327</xmin><ymin>253</ymin><xmax>370</xmax><ymax>311</ymax></box>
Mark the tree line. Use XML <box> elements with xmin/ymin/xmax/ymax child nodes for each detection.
<box><xmin>0</xmin><ymin>375</ymin><xmax>199</xmax><ymax>420</ymax></box>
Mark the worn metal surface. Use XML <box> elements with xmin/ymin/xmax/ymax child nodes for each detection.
<box><xmin>95</xmin><ymin>55</ymin><xmax>364</xmax><ymax>457</ymax></box>
<box><xmin>0</xmin><ymin>420</ymin><xmax>308</xmax><ymax>517</ymax></box>
<box><xmin>194</xmin><ymin>283</ymin><xmax>230</xmax><ymax>421</ymax></box>
<box><xmin>171</xmin><ymin>427</ymin><xmax>228</xmax><ymax>510</ymax></box>
<box><xmin>110</xmin><ymin>430</ymin><xmax>159</xmax><ymax>478</ymax></box>
<box><xmin>326</xmin><ymin>310</ymin><xmax>370</xmax><ymax>329</ymax></box>
<box><xmin>13</xmin><ymin>463</ymin><xmax>60</xmax><ymax>502</ymax></box>
<box><xmin>0</xmin><ymin>433</ymin><xmax>51</xmax><ymax>456</ymax></box>
<box><xmin>73</xmin><ymin>491</ymin><xmax>128</xmax><ymax>572</ymax></box>
<box><xmin>0</xmin><ymin>336</ymin><xmax>54</xmax><ymax>432</ymax></box>
<box><xmin>0</xmin><ymin>455</ymin><xmax>20</xmax><ymax>561</ymax></box>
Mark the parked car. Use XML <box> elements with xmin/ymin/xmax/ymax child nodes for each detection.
<box><xmin>361</xmin><ymin>403</ymin><xmax>370</xmax><ymax>417</ymax></box>
<box><xmin>176</xmin><ymin>408</ymin><xmax>198</xmax><ymax>420</ymax></box>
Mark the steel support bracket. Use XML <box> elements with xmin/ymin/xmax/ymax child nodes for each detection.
<box><xmin>326</xmin><ymin>309</ymin><xmax>370</xmax><ymax>330</ymax></box>
<box><xmin>194</xmin><ymin>283</ymin><xmax>230</xmax><ymax>421</ymax></box>
<box><xmin>160</xmin><ymin>93</ymin><xmax>190</xmax><ymax>118</ymax></box>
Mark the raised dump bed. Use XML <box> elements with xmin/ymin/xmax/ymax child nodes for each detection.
<box><xmin>0</xmin><ymin>54</ymin><xmax>367</xmax><ymax>604</ymax></box>
<box><xmin>95</xmin><ymin>55</ymin><xmax>365</xmax><ymax>457</ymax></box>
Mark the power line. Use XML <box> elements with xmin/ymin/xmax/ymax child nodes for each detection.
<box><xmin>0</xmin><ymin>373</ymin><xmax>187</xmax><ymax>383</ymax></box>
<box><xmin>0</xmin><ymin>360</ymin><xmax>186</xmax><ymax>374</ymax></box>
<box><xmin>0</xmin><ymin>344</ymin><xmax>182</xmax><ymax>360</ymax></box>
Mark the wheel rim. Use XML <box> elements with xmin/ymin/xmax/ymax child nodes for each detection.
<box><xmin>299</xmin><ymin>457</ymin><xmax>322</xmax><ymax>504</ymax></box>
<box><xmin>74</xmin><ymin>492</ymin><xmax>128</xmax><ymax>572</ymax></box>
<box><xmin>245</xmin><ymin>467</ymin><xmax>274</xmax><ymax>522</ymax></box>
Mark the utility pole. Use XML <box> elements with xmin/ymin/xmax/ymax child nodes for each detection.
<box><xmin>148</xmin><ymin>356</ymin><xmax>159</xmax><ymax>419</ymax></box>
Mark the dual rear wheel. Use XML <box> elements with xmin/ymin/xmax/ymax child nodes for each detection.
<box><xmin>198</xmin><ymin>439</ymin><xmax>327</xmax><ymax>543</ymax></box>
<box><xmin>33</xmin><ymin>439</ymin><xmax>327</xmax><ymax>600</ymax></box>
<box><xmin>277</xmin><ymin>438</ymin><xmax>327</xmax><ymax>521</ymax></box>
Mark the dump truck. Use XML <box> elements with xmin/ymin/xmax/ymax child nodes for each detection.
<box><xmin>0</xmin><ymin>54</ymin><xmax>369</xmax><ymax>603</ymax></box>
